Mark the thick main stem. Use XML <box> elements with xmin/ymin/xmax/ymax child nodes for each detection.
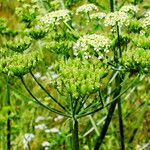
<box><xmin>110</xmin><ymin>0</ymin><xmax>115</xmax><ymax>12</ymax></box>
<box><xmin>6</xmin><ymin>78</ymin><xmax>11</xmax><ymax>150</ymax></box>
<box><xmin>94</xmin><ymin>76</ymin><xmax>122</xmax><ymax>150</ymax></box>
<box><xmin>72</xmin><ymin>118</ymin><xmax>79</xmax><ymax>150</ymax></box>
<box><xmin>118</xmin><ymin>99</ymin><xmax>125</xmax><ymax>150</ymax></box>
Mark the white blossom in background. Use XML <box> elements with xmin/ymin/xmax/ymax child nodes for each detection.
<box><xmin>140</xmin><ymin>16</ymin><xmax>150</xmax><ymax>28</ymax></box>
<box><xmin>76</xmin><ymin>4</ymin><xmax>98</xmax><ymax>15</ymax></box>
<box><xmin>23</xmin><ymin>133</ymin><xmax>34</xmax><ymax>150</ymax></box>
<box><xmin>35</xmin><ymin>123</ymin><xmax>47</xmax><ymax>130</ymax></box>
<box><xmin>90</xmin><ymin>12</ymin><xmax>106</xmax><ymax>20</ymax></box>
<box><xmin>42</xmin><ymin>141</ymin><xmax>50</xmax><ymax>147</ymax></box>
<box><xmin>45</xmin><ymin>128</ymin><xmax>60</xmax><ymax>133</ymax></box>
<box><xmin>73</xmin><ymin>34</ymin><xmax>111</xmax><ymax>59</ymax></box>
<box><xmin>35</xmin><ymin>116</ymin><xmax>45</xmax><ymax>123</ymax></box>
<box><xmin>145</xmin><ymin>10</ymin><xmax>150</xmax><ymax>17</ymax></box>
<box><xmin>40</xmin><ymin>76</ymin><xmax>47</xmax><ymax>81</ymax></box>
<box><xmin>54</xmin><ymin>115</ymin><xmax>64</xmax><ymax>121</ymax></box>
<box><xmin>104</xmin><ymin>11</ymin><xmax>129</xmax><ymax>27</ymax></box>
<box><xmin>120</xmin><ymin>4</ymin><xmax>139</xmax><ymax>14</ymax></box>
<box><xmin>34</xmin><ymin>72</ymin><xmax>41</xmax><ymax>78</ymax></box>
<box><xmin>39</xmin><ymin>9</ymin><xmax>71</xmax><ymax>26</ymax></box>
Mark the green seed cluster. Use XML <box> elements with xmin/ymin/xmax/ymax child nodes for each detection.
<box><xmin>51</xmin><ymin>58</ymin><xmax>107</xmax><ymax>99</ymax></box>
<box><xmin>6</xmin><ymin>36</ymin><xmax>32</xmax><ymax>52</ymax></box>
<box><xmin>132</xmin><ymin>35</ymin><xmax>150</xmax><ymax>49</ymax></box>
<box><xmin>0</xmin><ymin>50</ymin><xmax>41</xmax><ymax>76</ymax></box>
<box><xmin>15</xmin><ymin>2</ymin><xmax>40</xmax><ymax>24</ymax></box>
<box><xmin>121</xmin><ymin>48</ymin><xmax>150</xmax><ymax>73</ymax></box>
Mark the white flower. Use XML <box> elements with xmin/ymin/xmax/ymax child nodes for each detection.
<box><xmin>42</xmin><ymin>141</ymin><xmax>50</xmax><ymax>147</ymax></box>
<box><xmin>39</xmin><ymin>9</ymin><xmax>71</xmax><ymax>26</ymax></box>
<box><xmin>54</xmin><ymin>115</ymin><xmax>64</xmax><ymax>121</ymax></box>
<box><xmin>35</xmin><ymin>116</ymin><xmax>45</xmax><ymax>123</ymax></box>
<box><xmin>41</xmin><ymin>76</ymin><xmax>47</xmax><ymax>80</ymax></box>
<box><xmin>35</xmin><ymin>123</ymin><xmax>47</xmax><ymax>130</ymax></box>
<box><xmin>45</xmin><ymin>128</ymin><xmax>60</xmax><ymax>133</ymax></box>
<box><xmin>145</xmin><ymin>10</ymin><xmax>150</xmax><ymax>17</ymax></box>
<box><xmin>120</xmin><ymin>5</ymin><xmax>139</xmax><ymax>14</ymax></box>
<box><xmin>34</xmin><ymin>72</ymin><xmax>41</xmax><ymax>78</ymax></box>
<box><xmin>73</xmin><ymin>34</ymin><xmax>111</xmax><ymax>59</ymax></box>
<box><xmin>76</xmin><ymin>4</ymin><xmax>98</xmax><ymax>15</ymax></box>
<box><xmin>23</xmin><ymin>133</ymin><xmax>34</xmax><ymax>150</ymax></box>
<box><xmin>140</xmin><ymin>17</ymin><xmax>150</xmax><ymax>28</ymax></box>
<box><xmin>104</xmin><ymin>11</ymin><xmax>129</xmax><ymax>27</ymax></box>
<box><xmin>90</xmin><ymin>12</ymin><xmax>106</xmax><ymax>20</ymax></box>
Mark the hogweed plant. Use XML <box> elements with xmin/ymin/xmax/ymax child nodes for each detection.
<box><xmin>0</xmin><ymin>0</ymin><xmax>150</xmax><ymax>149</ymax></box>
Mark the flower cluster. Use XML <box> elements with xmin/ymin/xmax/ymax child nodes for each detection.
<box><xmin>73</xmin><ymin>34</ymin><xmax>111</xmax><ymax>59</ymax></box>
<box><xmin>23</xmin><ymin>133</ymin><xmax>35</xmax><ymax>150</ymax></box>
<box><xmin>6</xmin><ymin>36</ymin><xmax>32</xmax><ymax>52</ymax></box>
<box><xmin>90</xmin><ymin>12</ymin><xmax>106</xmax><ymax>20</ymax></box>
<box><xmin>76</xmin><ymin>4</ymin><xmax>98</xmax><ymax>15</ymax></box>
<box><xmin>104</xmin><ymin>11</ymin><xmax>129</xmax><ymax>28</ymax></box>
<box><xmin>39</xmin><ymin>9</ymin><xmax>71</xmax><ymax>26</ymax></box>
<box><xmin>51</xmin><ymin>58</ymin><xmax>107</xmax><ymax>99</ymax></box>
<box><xmin>121</xmin><ymin>48</ymin><xmax>150</xmax><ymax>73</ymax></box>
<box><xmin>140</xmin><ymin>16</ymin><xmax>150</xmax><ymax>28</ymax></box>
<box><xmin>145</xmin><ymin>10</ymin><xmax>150</xmax><ymax>17</ymax></box>
<box><xmin>120</xmin><ymin>4</ymin><xmax>139</xmax><ymax>14</ymax></box>
<box><xmin>0</xmin><ymin>50</ymin><xmax>41</xmax><ymax>76</ymax></box>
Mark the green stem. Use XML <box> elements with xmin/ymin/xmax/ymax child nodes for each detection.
<box><xmin>88</xmin><ymin>115</ymin><xmax>100</xmax><ymax>136</ymax></box>
<box><xmin>72</xmin><ymin>118</ymin><xmax>79</xmax><ymax>150</ymax></box>
<box><xmin>6</xmin><ymin>77</ymin><xmax>11</xmax><ymax>150</ymax></box>
<box><xmin>110</xmin><ymin>0</ymin><xmax>115</xmax><ymax>12</ymax></box>
<box><xmin>118</xmin><ymin>99</ymin><xmax>125</xmax><ymax>150</ymax></box>
<box><xmin>94</xmin><ymin>74</ymin><xmax>122</xmax><ymax>150</ymax></box>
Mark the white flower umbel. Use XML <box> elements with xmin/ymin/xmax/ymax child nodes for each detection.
<box><xmin>120</xmin><ymin>4</ymin><xmax>139</xmax><ymax>14</ymax></box>
<box><xmin>104</xmin><ymin>11</ymin><xmax>129</xmax><ymax>28</ymax></box>
<box><xmin>35</xmin><ymin>116</ymin><xmax>45</xmax><ymax>123</ymax></box>
<box><xmin>23</xmin><ymin>133</ymin><xmax>34</xmax><ymax>150</ymax></box>
<box><xmin>39</xmin><ymin>9</ymin><xmax>71</xmax><ymax>26</ymax></box>
<box><xmin>90</xmin><ymin>12</ymin><xmax>106</xmax><ymax>20</ymax></box>
<box><xmin>73</xmin><ymin>34</ymin><xmax>111</xmax><ymax>59</ymax></box>
<box><xmin>45</xmin><ymin>128</ymin><xmax>60</xmax><ymax>133</ymax></box>
<box><xmin>76</xmin><ymin>4</ymin><xmax>98</xmax><ymax>15</ymax></box>
<box><xmin>145</xmin><ymin>10</ymin><xmax>150</xmax><ymax>17</ymax></box>
<box><xmin>54</xmin><ymin>115</ymin><xmax>64</xmax><ymax>121</ymax></box>
<box><xmin>42</xmin><ymin>141</ymin><xmax>50</xmax><ymax>147</ymax></box>
<box><xmin>35</xmin><ymin>123</ymin><xmax>47</xmax><ymax>130</ymax></box>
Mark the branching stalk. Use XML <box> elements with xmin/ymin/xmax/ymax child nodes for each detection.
<box><xmin>30</xmin><ymin>71</ymin><xmax>68</xmax><ymax>112</ymax></box>
<box><xmin>20</xmin><ymin>76</ymin><xmax>70</xmax><ymax>118</ymax></box>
